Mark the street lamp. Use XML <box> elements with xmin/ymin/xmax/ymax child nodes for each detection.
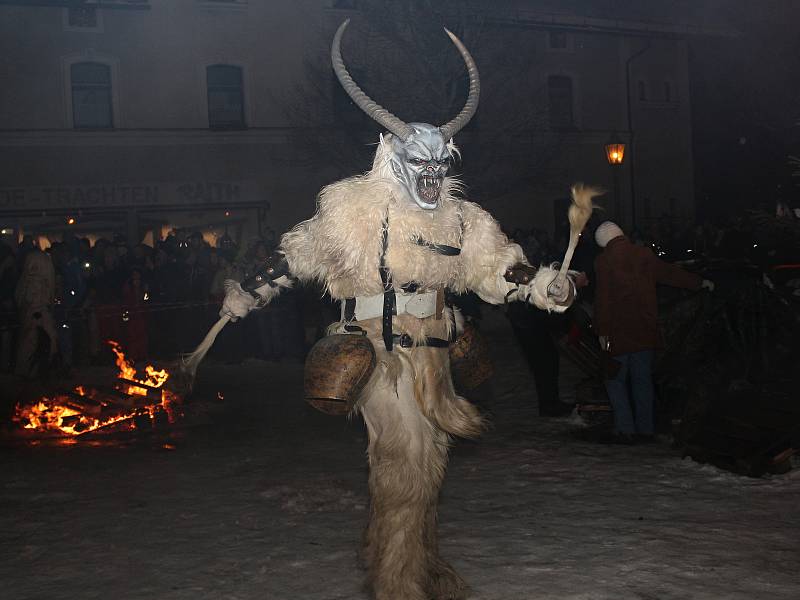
<box><xmin>605</xmin><ymin>134</ymin><xmax>626</xmax><ymax>166</ymax></box>
<box><xmin>605</xmin><ymin>132</ymin><xmax>626</xmax><ymax>223</ymax></box>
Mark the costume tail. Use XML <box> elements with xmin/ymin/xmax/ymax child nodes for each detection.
<box><xmin>181</xmin><ymin>315</ymin><xmax>231</xmax><ymax>380</ymax></box>
<box><xmin>557</xmin><ymin>183</ymin><xmax>603</xmax><ymax>278</ymax></box>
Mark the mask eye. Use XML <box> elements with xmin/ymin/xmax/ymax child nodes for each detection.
<box><xmin>409</xmin><ymin>158</ymin><xmax>426</xmax><ymax>166</ymax></box>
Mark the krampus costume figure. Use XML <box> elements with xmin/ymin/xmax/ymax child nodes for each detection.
<box><xmin>185</xmin><ymin>20</ymin><xmax>596</xmax><ymax>600</ymax></box>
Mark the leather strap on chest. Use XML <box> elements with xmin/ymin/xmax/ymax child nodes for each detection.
<box><xmin>379</xmin><ymin>213</ymin><xmax>395</xmax><ymax>351</ymax></box>
<box><xmin>412</xmin><ymin>206</ymin><xmax>464</xmax><ymax>256</ymax></box>
<box><xmin>413</xmin><ymin>238</ymin><xmax>461</xmax><ymax>256</ymax></box>
<box><xmin>377</xmin><ymin>209</ymin><xmax>461</xmax><ymax>351</ymax></box>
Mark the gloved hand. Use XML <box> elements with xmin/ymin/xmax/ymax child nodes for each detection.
<box><xmin>701</xmin><ymin>279</ymin><xmax>715</xmax><ymax>292</ymax></box>
<box><xmin>514</xmin><ymin>266</ymin><xmax>576</xmax><ymax>313</ymax></box>
<box><xmin>220</xmin><ymin>280</ymin><xmax>258</xmax><ymax>321</ymax></box>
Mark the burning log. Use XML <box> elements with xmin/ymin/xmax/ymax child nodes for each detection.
<box><xmin>64</xmin><ymin>391</ymin><xmax>104</xmax><ymax>417</ymax></box>
<box><xmin>59</xmin><ymin>415</ymin><xmax>82</xmax><ymax>429</ymax></box>
<box><xmin>117</xmin><ymin>378</ymin><xmax>161</xmax><ymax>401</ymax></box>
<box><xmin>12</xmin><ymin>341</ymin><xmax>182</xmax><ymax>439</ymax></box>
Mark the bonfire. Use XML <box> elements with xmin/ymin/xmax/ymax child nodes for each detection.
<box><xmin>13</xmin><ymin>341</ymin><xmax>181</xmax><ymax>437</ymax></box>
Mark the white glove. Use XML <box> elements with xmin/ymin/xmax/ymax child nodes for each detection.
<box><xmin>514</xmin><ymin>266</ymin><xmax>576</xmax><ymax>313</ymax></box>
<box><xmin>220</xmin><ymin>280</ymin><xmax>258</xmax><ymax>321</ymax></box>
<box><xmin>219</xmin><ymin>277</ymin><xmax>290</xmax><ymax>321</ymax></box>
<box><xmin>701</xmin><ymin>279</ymin><xmax>715</xmax><ymax>292</ymax></box>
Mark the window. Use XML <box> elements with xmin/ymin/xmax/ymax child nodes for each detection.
<box><xmin>68</xmin><ymin>7</ymin><xmax>97</xmax><ymax>28</ymax></box>
<box><xmin>71</xmin><ymin>62</ymin><xmax>113</xmax><ymax>129</ymax></box>
<box><xmin>63</xmin><ymin>6</ymin><xmax>103</xmax><ymax>32</ymax></box>
<box><xmin>637</xmin><ymin>80</ymin><xmax>647</xmax><ymax>102</ymax></box>
<box><xmin>207</xmin><ymin>65</ymin><xmax>245</xmax><ymax>129</ymax></box>
<box><xmin>549</xmin><ymin>31</ymin><xmax>568</xmax><ymax>49</ymax></box>
<box><xmin>547</xmin><ymin>75</ymin><xmax>574</xmax><ymax>129</ymax></box>
<box><xmin>546</xmin><ymin>30</ymin><xmax>573</xmax><ymax>53</ymax></box>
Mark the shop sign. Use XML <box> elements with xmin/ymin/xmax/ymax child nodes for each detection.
<box><xmin>0</xmin><ymin>180</ymin><xmax>260</xmax><ymax>211</ymax></box>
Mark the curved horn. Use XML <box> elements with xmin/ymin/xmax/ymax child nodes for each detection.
<box><xmin>439</xmin><ymin>28</ymin><xmax>481</xmax><ymax>141</ymax></box>
<box><xmin>331</xmin><ymin>20</ymin><xmax>414</xmax><ymax>141</ymax></box>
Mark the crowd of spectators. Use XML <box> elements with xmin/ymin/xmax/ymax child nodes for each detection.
<box><xmin>2</xmin><ymin>204</ymin><xmax>796</xmax><ymax>379</ymax></box>
<box><xmin>0</xmin><ymin>230</ymin><xmax>309</xmax><ymax>379</ymax></box>
<box><xmin>622</xmin><ymin>207</ymin><xmax>800</xmax><ymax>266</ymax></box>
<box><xmin>503</xmin><ymin>205</ymin><xmax>799</xmax><ymax>417</ymax></box>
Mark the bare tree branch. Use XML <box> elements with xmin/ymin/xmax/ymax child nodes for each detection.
<box><xmin>275</xmin><ymin>0</ymin><xmax>564</xmax><ymax>198</ymax></box>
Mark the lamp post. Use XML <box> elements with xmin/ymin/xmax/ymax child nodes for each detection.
<box><xmin>605</xmin><ymin>132</ymin><xmax>626</xmax><ymax>224</ymax></box>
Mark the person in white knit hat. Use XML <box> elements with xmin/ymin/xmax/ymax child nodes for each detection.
<box><xmin>594</xmin><ymin>221</ymin><xmax>625</xmax><ymax>249</ymax></box>
<box><xmin>592</xmin><ymin>221</ymin><xmax>714</xmax><ymax>443</ymax></box>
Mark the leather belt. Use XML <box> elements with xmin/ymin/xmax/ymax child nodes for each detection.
<box><xmin>342</xmin><ymin>289</ymin><xmax>440</xmax><ymax>322</ymax></box>
<box><xmin>393</xmin><ymin>333</ymin><xmax>449</xmax><ymax>348</ymax></box>
<box><xmin>339</xmin><ymin>327</ymin><xmax>448</xmax><ymax>349</ymax></box>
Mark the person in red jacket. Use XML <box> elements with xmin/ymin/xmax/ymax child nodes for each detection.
<box><xmin>593</xmin><ymin>221</ymin><xmax>714</xmax><ymax>443</ymax></box>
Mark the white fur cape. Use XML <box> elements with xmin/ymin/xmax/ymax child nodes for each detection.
<box><xmin>183</xmin><ymin>141</ymin><xmax>568</xmax><ymax>378</ymax></box>
<box><xmin>281</xmin><ymin>141</ymin><xmax>526</xmax><ymax>306</ymax></box>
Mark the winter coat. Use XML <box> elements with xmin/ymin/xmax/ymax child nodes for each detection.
<box><xmin>593</xmin><ymin>236</ymin><xmax>701</xmax><ymax>355</ymax></box>
<box><xmin>15</xmin><ymin>250</ymin><xmax>55</xmax><ymax>311</ymax></box>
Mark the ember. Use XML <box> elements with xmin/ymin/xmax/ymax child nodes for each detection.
<box><xmin>13</xmin><ymin>341</ymin><xmax>181</xmax><ymax>437</ymax></box>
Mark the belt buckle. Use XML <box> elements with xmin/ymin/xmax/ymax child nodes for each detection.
<box><xmin>405</xmin><ymin>293</ymin><xmax>432</xmax><ymax>318</ymax></box>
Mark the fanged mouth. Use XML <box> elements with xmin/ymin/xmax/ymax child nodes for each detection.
<box><xmin>416</xmin><ymin>175</ymin><xmax>442</xmax><ymax>204</ymax></box>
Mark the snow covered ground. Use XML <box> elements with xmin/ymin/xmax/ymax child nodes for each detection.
<box><xmin>2</xmin><ymin>307</ymin><xmax>798</xmax><ymax>599</ymax></box>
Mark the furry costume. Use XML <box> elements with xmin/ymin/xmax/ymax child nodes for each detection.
<box><xmin>15</xmin><ymin>250</ymin><xmax>57</xmax><ymax>377</ymax></box>
<box><xmin>185</xmin><ymin>20</ymin><xmax>597</xmax><ymax>600</ymax></box>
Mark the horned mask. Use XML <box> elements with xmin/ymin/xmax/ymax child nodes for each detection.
<box><xmin>332</xmin><ymin>19</ymin><xmax>480</xmax><ymax>210</ymax></box>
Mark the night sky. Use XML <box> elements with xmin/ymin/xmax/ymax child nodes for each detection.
<box><xmin>687</xmin><ymin>0</ymin><xmax>800</xmax><ymax>218</ymax></box>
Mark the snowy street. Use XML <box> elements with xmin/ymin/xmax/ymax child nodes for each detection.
<box><xmin>2</xmin><ymin>308</ymin><xmax>798</xmax><ymax>600</ymax></box>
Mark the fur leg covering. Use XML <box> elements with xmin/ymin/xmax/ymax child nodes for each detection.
<box><xmin>361</xmin><ymin>366</ymin><xmax>452</xmax><ymax>600</ymax></box>
<box><xmin>425</xmin><ymin>503</ymin><xmax>469</xmax><ymax>600</ymax></box>
<box><xmin>358</xmin><ymin>326</ymin><xmax>481</xmax><ymax>600</ymax></box>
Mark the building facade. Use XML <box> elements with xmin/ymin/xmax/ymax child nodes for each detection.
<box><xmin>0</xmin><ymin>0</ymin><xmax>730</xmax><ymax>248</ymax></box>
